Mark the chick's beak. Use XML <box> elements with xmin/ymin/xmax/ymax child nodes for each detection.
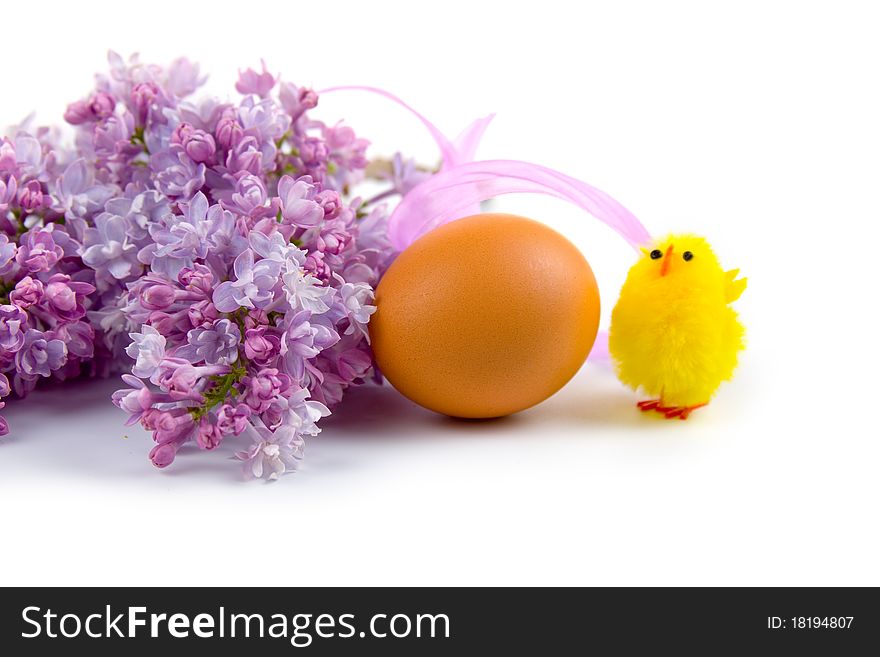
<box><xmin>660</xmin><ymin>244</ymin><xmax>674</xmax><ymax>276</ymax></box>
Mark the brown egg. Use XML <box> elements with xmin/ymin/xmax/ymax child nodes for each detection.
<box><xmin>370</xmin><ymin>213</ymin><xmax>600</xmax><ymax>418</ymax></box>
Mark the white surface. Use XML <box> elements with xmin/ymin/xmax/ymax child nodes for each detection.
<box><xmin>1</xmin><ymin>0</ymin><xmax>878</xmax><ymax>586</ymax></box>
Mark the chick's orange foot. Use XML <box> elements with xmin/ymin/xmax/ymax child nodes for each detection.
<box><xmin>637</xmin><ymin>400</ymin><xmax>707</xmax><ymax>420</ymax></box>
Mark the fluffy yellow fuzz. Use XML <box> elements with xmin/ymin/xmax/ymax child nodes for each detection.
<box><xmin>608</xmin><ymin>234</ymin><xmax>746</xmax><ymax>408</ymax></box>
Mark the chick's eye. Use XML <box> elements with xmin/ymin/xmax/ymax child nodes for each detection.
<box><xmin>682</xmin><ymin>251</ymin><xmax>694</xmax><ymax>262</ymax></box>
<box><xmin>650</xmin><ymin>249</ymin><xmax>663</xmax><ymax>260</ymax></box>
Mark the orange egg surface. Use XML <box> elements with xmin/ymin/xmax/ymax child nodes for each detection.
<box><xmin>369</xmin><ymin>213</ymin><xmax>600</xmax><ymax>418</ymax></box>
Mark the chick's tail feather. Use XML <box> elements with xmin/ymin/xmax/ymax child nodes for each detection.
<box><xmin>725</xmin><ymin>269</ymin><xmax>747</xmax><ymax>303</ymax></box>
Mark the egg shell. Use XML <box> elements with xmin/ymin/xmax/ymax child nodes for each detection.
<box><xmin>370</xmin><ymin>213</ymin><xmax>600</xmax><ymax>418</ymax></box>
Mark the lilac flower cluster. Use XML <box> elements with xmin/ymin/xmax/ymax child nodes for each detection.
<box><xmin>0</xmin><ymin>126</ymin><xmax>113</xmax><ymax>436</ymax></box>
<box><xmin>2</xmin><ymin>54</ymin><xmax>410</xmax><ymax>479</ymax></box>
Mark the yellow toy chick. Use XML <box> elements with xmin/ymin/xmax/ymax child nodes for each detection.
<box><xmin>608</xmin><ymin>234</ymin><xmax>746</xmax><ymax>419</ymax></box>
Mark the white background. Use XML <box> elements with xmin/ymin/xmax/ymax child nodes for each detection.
<box><xmin>1</xmin><ymin>0</ymin><xmax>878</xmax><ymax>586</ymax></box>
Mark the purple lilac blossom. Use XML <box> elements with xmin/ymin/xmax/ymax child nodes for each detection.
<box><xmin>212</xmin><ymin>248</ymin><xmax>282</xmax><ymax>312</ymax></box>
<box><xmin>16</xmin><ymin>227</ymin><xmax>65</xmax><ymax>273</ymax></box>
<box><xmin>15</xmin><ymin>329</ymin><xmax>68</xmax><ymax>379</ymax></box>
<box><xmin>0</xmin><ymin>305</ymin><xmax>28</xmax><ymax>351</ymax></box>
<box><xmin>176</xmin><ymin>318</ymin><xmax>241</xmax><ymax>365</ymax></box>
<box><xmin>125</xmin><ymin>325</ymin><xmax>166</xmax><ymax>380</ymax></box>
<box><xmin>81</xmin><ymin>212</ymin><xmax>141</xmax><ymax>281</ymax></box>
<box><xmin>151</xmin><ymin>145</ymin><xmax>206</xmax><ymax>199</ymax></box>
<box><xmin>9</xmin><ymin>277</ymin><xmax>44</xmax><ymax>308</ymax></box>
<box><xmin>40</xmin><ymin>274</ymin><xmax>95</xmax><ymax>323</ymax></box>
